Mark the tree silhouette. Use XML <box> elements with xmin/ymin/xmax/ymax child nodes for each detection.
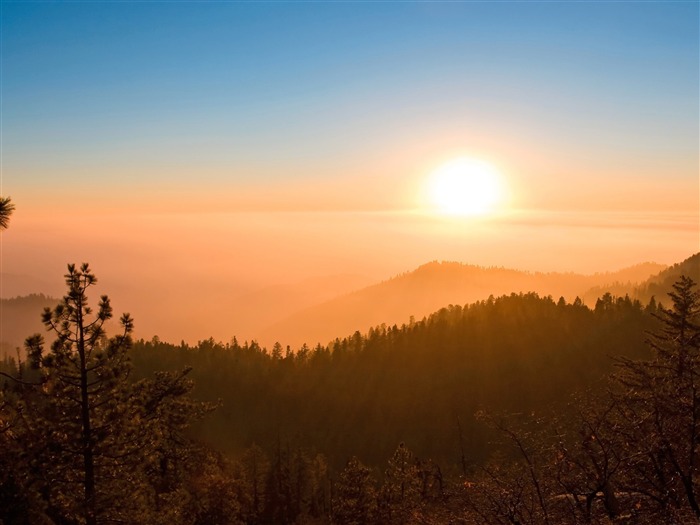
<box><xmin>614</xmin><ymin>275</ymin><xmax>700</xmax><ymax>521</ymax></box>
<box><xmin>0</xmin><ymin>196</ymin><xmax>14</xmax><ymax>230</ymax></box>
<box><xmin>1</xmin><ymin>263</ymin><xmax>211</xmax><ymax>524</ymax></box>
<box><xmin>22</xmin><ymin>263</ymin><xmax>129</xmax><ymax>524</ymax></box>
<box><xmin>467</xmin><ymin>278</ymin><xmax>700</xmax><ymax>524</ymax></box>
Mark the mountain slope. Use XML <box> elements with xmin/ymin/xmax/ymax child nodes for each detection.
<box><xmin>133</xmin><ymin>290</ymin><xmax>657</xmax><ymax>469</ymax></box>
<box><xmin>261</xmin><ymin>260</ymin><xmax>666</xmax><ymax>347</ymax></box>
<box><xmin>582</xmin><ymin>253</ymin><xmax>699</xmax><ymax>306</ymax></box>
<box><xmin>635</xmin><ymin>253</ymin><xmax>700</xmax><ymax>304</ymax></box>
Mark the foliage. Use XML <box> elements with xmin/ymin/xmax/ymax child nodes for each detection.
<box><xmin>333</xmin><ymin>456</ymin><xmax>377</xmax><ymax>525</ymax></box>
<box><xmin>635</xmin><ymin>253</ymin><xmax>700</xmax><ymax>306</ymax></box>
<box><xmin>612</xmin><ymin>275</ymin><xmax>700</xmax><ymax>521</ymax></box>
<box><xmin>0</xmin><ymin>195</ymin><xmax>14</xmax><ymax>230</ymax></box>
<box><xmin>465</xmin><ymin>276</ymin><xmax>700</xmax><ymax>524</ymax></box>
<box><xmin>2</xmin><ymin>262</ymin><xmax>692</xmax><ymax>524</ymax></box>
<box><xmin>379</xmin><ymin>443</ymin><xmax>422</xmax><ymax>524</ymax></box>
<box><xmin>131</xmin><ymin>291</ymin><xmax>655</xmax><ymax>472</ymax></box>
<box><xmin>0</xmin><ymin>264</ymin><xmax>214</xmax><ymax>524</ymax></box>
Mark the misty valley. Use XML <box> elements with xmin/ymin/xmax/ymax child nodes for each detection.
<box><xmin>1</xmin><ymin>253</ymin><xmax>699</xmax><ymax>524</ymax></box>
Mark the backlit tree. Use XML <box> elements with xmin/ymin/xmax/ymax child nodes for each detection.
<box><xmin>0</xmin><ymin>196</ymin><xmax>14</xmax><ymax>230</ymax></box>
<box><xmin>1</xmin><ymin>263</ymin><xmax>211</xmax><ymax>524</ymax></box>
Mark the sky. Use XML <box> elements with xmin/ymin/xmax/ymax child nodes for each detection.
<box><xmin>1</xmin><ymin>1</ymin><xmax>698</xmax><ymax>343</ymax></box>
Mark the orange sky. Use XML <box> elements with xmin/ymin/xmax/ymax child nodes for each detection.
<box><xmin>1</xmin><ymin>203</ymin><xmax>697</xmax><ymax>343</ymax></box>
<box><xmin>1</xmin><ymin>2</ymin><xmax>698</xmax><ymax>344</ymax></box>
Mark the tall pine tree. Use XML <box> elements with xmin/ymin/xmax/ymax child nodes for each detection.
<box><xmin>1</xmin><ymin>263</ymin><xmax>211</xmax><ymax>524</ymax></box>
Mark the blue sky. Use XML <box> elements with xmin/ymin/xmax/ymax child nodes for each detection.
<box><xmin>2</xmin><ymin>1</ymin><xmax>697</xmax><ymax>200</ymax></box>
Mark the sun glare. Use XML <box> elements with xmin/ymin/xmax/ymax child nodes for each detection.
<box><xmin>428</xmin><ymin>158</ymin><xmax>505</xmax><ymax>216</ymax></box>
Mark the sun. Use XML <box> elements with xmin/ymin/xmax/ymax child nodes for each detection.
<box><xmin>428</xmin><ymin>158</ymin><xmax>504</xmax><ymax>216</ymax></box>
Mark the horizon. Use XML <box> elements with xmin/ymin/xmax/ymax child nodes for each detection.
<box><xmin>1</xmin><ymin>250</ymin><xmax>695</xmax><ymax>349</ymax></box>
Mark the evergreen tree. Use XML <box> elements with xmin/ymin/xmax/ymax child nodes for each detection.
<box><xmin>333</xmin><ymin>456</ymin><xmax>377</xmax><ymax>525</ymax></box>
<box><xmin>380</xmin><ymin>443</ymin><xmax>421</xmax><ymax>524</ymax></box>
<box><xmin>176</xmin><ymin>448</ymin><xmax>243</xmax><ymax>525</ymax></box>
<box><xmin>0</xmin><ymin>196</ymin><xmax>14</xmax><ymax>230</ymax></box>
<box><xmin>0</xmin><ymin>263</ymin><xmax>211</xmax><ymax>524</ymax></box>
<box><xmin>263</xmin><ymin>442</ymin><xmax>293</xmax><ymax>524</ymax></box>
<box><xmin>615</xmin><ymin>275</ymin><xmax>700</xmax><ymax>521</ymax></box>
<box><xmin>238</xmin><ymin>443</ymin><xmax>270</xmax><ymax>523</ymax></box>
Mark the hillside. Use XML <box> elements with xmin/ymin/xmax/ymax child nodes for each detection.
<box><xmin>634</xmin><ymin>252</ymin><xmax>700</xmax><ymax>303</ymax></box>
<box><xmin>3</xmin><ymin>257</ymin><xmax>683</xmax><ymax>351</ymax></box>
<box><xmin>260</xmin><ymin>260</ymin><xmax>666</xmax><ymax>347</ymax></box>
<box><xmin>0</xmin><ymin>272</ymin><xmax>371</xmax><ymax>348</ymax></box>
<box><xmin>220</xmin><ymin>272</ymin><xmax>372</xmax><ymax>342</ymax></box>
<box><xmin>132</xmin><ymin>291</ymin><xmax>657</xmax><ymax>470</ymax></box>
<box><xmin>581</xmin><ymin>252</ymin><xmax>699</xmax><ymax>306</ymax></box>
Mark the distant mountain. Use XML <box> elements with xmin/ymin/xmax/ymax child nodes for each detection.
<box><xmin>0</xmin><ymin>271</ymin><xmax>371</xmax><ymax>348</ymax></box>
<box><xmin>261</xmin><ymin>260</ymin><xmax>667</xmax><ymax>347</ymax></box>
<box><xmin>0</xmin><ymin>294</ymin><xmax>59</xmax><ymax>355</ymax></box>
<box><xmin>224</xmin><ymin>273</ymin><xmax>372</xmax><ymax>342</ymax></box>
<box><xmin>0</xmin><ymin>273</ymin><xmax>63</xmax><ymax>299</ymax></box>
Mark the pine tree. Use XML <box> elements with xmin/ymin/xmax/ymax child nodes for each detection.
<box><xmin>333</xmin><ymin>456</ymin><xmax>377</xmax><ymax>525</ymax></box>
<box><xmin>1</xmin><ymin>263</ymin><xmax>211</xmax><ymax>524</ymax></box>
<box><xmin>380</xmin><ymin>443</ymin><xmax>421</xmax><ymax>524</ymax></box>
<box><xmin>238</xmin><ymin>443</ymin><xmax>270</xmax><ymax>523</ymax></box>
<box><xmin>0</xmin><ymin>196</ymin><xmax>14</xmax><ymax>230</ymax></box>
<box><xmin>263</xmin><ymin>442</ymin><xmax>293</xmax><ymax>524</ymax></box>
<box><xmin>615</xmin><ymin>276</ymin><xmax>700</xmax><ymax>521</ymax></box>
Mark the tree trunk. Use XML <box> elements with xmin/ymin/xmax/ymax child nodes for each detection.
<box><xmin>78</xmin><ymin>302</ymin><xmax>97</xmax><ymax>525</ymax></box>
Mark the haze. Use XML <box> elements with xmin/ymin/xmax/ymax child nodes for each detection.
<box><xmin>1</xmin><ymin>2</ymin><xmax>698</xmax><ymax>346</ymax></box>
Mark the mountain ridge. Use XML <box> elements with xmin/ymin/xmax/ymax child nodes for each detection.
<box><xmin>260</xmin><ymin>259</ymin><xmax>680</xmax><ymax>347</ymax></box>
<box><xmin>4</xmin><ymin>256</ymin><xmax>697</xmax><ymax>351</ymax></box>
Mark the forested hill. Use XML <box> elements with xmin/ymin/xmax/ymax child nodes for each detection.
<box><xmin>131</xmin><ymin>291</ymin><xmax>658</xmax><ymax>471</ymax></box>
<box><xmin>634</xmin><ymin>252</ymin><xmax>699</xmax><ymax>302</ymax></box>
<box><xmin>261</xmin><ymin>260</ymin><xmax>665</xmax><ymax>348</ymax></box>
<box><xmin>582</xmin><ymin>252</ymin><xmax>699</xmax><ymax>305</ymax></box>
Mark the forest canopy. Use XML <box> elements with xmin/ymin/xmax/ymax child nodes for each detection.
<box><xmin>1</xmin><ymin>259</ymin><xmax>698</xmax><ymax>524</ymax></box>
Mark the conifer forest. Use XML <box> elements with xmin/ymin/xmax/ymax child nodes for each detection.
<box><xmin>2</xmin><ymin>246</ymin><xmax>700</xmax><ymax>524</ymax></box>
